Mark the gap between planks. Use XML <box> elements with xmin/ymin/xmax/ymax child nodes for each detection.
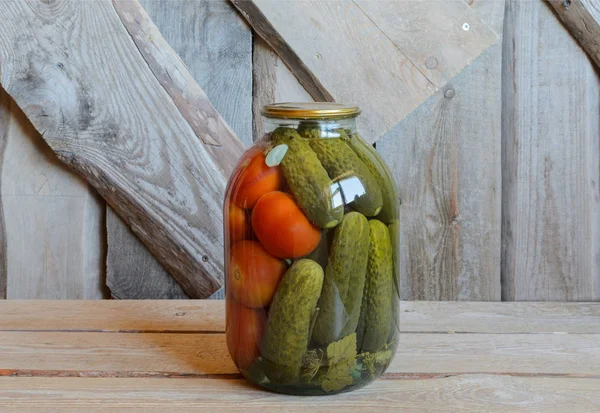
<box><xmin>1</xmin><ymin>370</ymin><xmax>598</xmax><ymax>380</ymax></box>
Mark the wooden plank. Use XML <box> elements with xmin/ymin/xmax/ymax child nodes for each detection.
<box><xmin>106</xmin><ymin>0</ymin><xmax>252</xmax><ymax>300</ymax></box>
<box><xmin>232</xmin><ymin>0</ymin><xmax>499</xmax><ymax>142</ymax></box>
<box><xmin>401</xmin><ymin>301</ymin><xmax>600</xmax><ymax>334</ymax></box>
<box><xmin>1</xmin><ymin>301</ymin><xmax>599</xmax><ymax>334</ymax></box>
<box><xmin>0</xmin><ymin>300</ymin><xmax>226</xmax><ymax>332</ymax></box>
<box><xmin>0</xmin><ymin>89</ymin><xmax>9</xmax><ymax>299</ymax></box>
<box><xmin>252</xmin><ymin>37</ymin><xmax>312</xmax><ymax>142</ymax></box>
<box><xmin>0</xmin><ymin>330</ymin><xmax>598</xmax><ymax>376</ymax></box>
<box><xmin>1</xmin><ymin>376</ymin><xmax>600</xmax><ymax>413</ymax></box>
<box><xmin>395</xmin><ymin>333</ymin><xmax>600</xmax><ymax>375</ymax></box>
<box><xmin>106</xmin><ymin>212</ymin><xmax>188</xmax><ymax>299</ymax></box>
<box><xmin>376</xmin><ymin>0</ymin><xmax>504</xmax><ymax>300</ymax></box>
<box><xmin>0</xmin><ymin>332</ymin><xmax>236</xmax><ymax>376</ymax></box>
<box><xmin>0</xmin><ymin>0</ymin><xmax>246</xmax><ymax>298</ymax></box>
<box><xmin>0</xmin><ymin>96</ymin><xmax>105</xmax><ymax>299</ymax></box>
<box><xmin>501</xmin><ymin>0</ymin><xmax>600</xmax><ymax>300</ymax></box>
<box><xmin>548</xmin><ymin>0</ymin><xmax>600</xmax><ymax>69</ymax></box>
<box><xmin>353</xmin><ymin>0</ymin><xmax>498</xmax><ymax>88</ymax></box>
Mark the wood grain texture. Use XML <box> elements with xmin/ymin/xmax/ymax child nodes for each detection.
<box><xmin>2</xmin><ymin>376</ymin><xmax>600</xmax><ymax>413</ymax></box>
<box><xmin>0</xmin><ymin>332</ymin><xmax>236</xmax><ymax>376</ymax></box>
<box><xmin>232</xmin><ymin>0</ymin><xmax>333</xmax><ymax>103</ymax></box>
<box><xmin>107</xmin><ymin>0</ymin><xmax>251</xmax><ymax>300</ymax></box>
<box><xmin>252</xmin><ymin>37</ymin><xmax>312</xmax><ymax>141</ymax></box>
<box><xmin>108</xmin><ymin>0</ymin><xmax>251</xmax><ymax>300</ymax></box>
<box><xmin>0</xmin><ymin>301</ymin><xmax>599</xmax><ymax>411</ymax></box>
<box><xmin>401</xmin><ymin>301</ymin><xmax>600</xmax><ymax>333</ymax></box>
<box><xmin>1</xmin><ymin>300</ymin><xmax>599</xmax><ymax>334</ymax></box>
<box><xmin>106</xmin><ymin>211</ymin><xmax>188</xmax><ymax>299</ymax></box>
<box><xmin>0</xmin><ymin>300</ymin><xmax>226</xmax><ymax>332</ymax></box>
<box><xmin>547</xmin><ymin>0</ymin><xmax>600</xmax><ymax>69</ymax></box>
<box><xmin>502</xmin><ymin>0</ymin><xmax>600</xmax><ymax>300</ymax></box>
<box><xmin>395</xmin><ymin>333</ymin><xmax>600</xmax><ymax>375</ymax></box>
<box><xmin>353</xmin><ymin>0</ymin><xmax>498</xmax><ymax>88</ymax></box>
<box><xmin>0</xmin><ymin>89</ymin><xmax>9</xmax><ymax>299</ymax></box>
<box><xmin>0</xmin><ymin>95</ymin><xmax>105</xmax><ymax>299</ymax></box>
<box><xmin>0</xmin><ymin>0</ymin><xmax>246</xmax><ymax>298</ymax></box>
<box><xmin>234</xmin><ymin>0</ymin><xmax>499</xmax><ymax>142</ymax></box>
<box><xmin>1</xmin><ymin>330</ymin><xmax>599</xmax><ymax>376</ymax></box>
<box><xmin>377</xmin><ymin>0</ymin><xmax>504</xmax><ymax>300</ymax></box>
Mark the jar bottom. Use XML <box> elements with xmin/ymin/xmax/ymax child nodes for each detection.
<box><xmin>238</xmin><ymin>354</ymin><xmax>393</xmax><ymax>396</ymax></box>
<box><xmin>241</xmin><ymin>371</ymin><xmax>378</xmax><ymax>396</ymax></box>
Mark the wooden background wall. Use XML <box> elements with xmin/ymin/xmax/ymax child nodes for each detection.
<box><xmin>0</xmin><ymin>0</ymin><xmax>598</xmax><ymax>301</ymax></box>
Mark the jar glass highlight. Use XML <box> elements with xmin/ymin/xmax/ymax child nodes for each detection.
<box><xmin>224</xmin><ymin>102</ymin><xmax>399</xmax><ymax>395</ymax></box>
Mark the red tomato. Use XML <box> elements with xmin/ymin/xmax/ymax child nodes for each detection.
<box><xmin>251</xmin><ymin>191</ymin><xmax>321</xmax><ymax>258</ymax></box>
<box><xmin>230</xmin><ymin>148</ymin><xmax>283</xmax><ymax>209</ymax></box>
<box><xmin>229</xmin><ymin>240</ymin><xmax>286</xmax><ymax>308</ymax></box>
<box><xmin>226</xmin><ymin>298</ymin><xmax>266</xmax><ymax>370</ymax></box>
<box><xmin>226</xmin><ymin>203</ymin><xmax>252</xmax><ymax>243</ymax></box>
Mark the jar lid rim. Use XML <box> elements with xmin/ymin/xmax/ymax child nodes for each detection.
<box><xmin>262</xmin><ymin>102</ymin><xmax>361</xmax><ymax>119</ymax></box>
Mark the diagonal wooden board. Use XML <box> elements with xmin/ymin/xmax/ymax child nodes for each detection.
<box><xmin>0</xmin><ymin>0</ymin><xmax>246</xmax><ymax>298</ymax></box>
<box><xmin>547</xmin><ymin>0</ymin><xmax>600</xmax><ymax>70</ymax></box>
<box><xmin>231</xmin><ymin>0</ymin><xmax>499</xmax><ymax>143</ymax></box>
<box><xmin>106</xmin><ymin>0</ymin><xmax>253</xmax><ymax>300</ymax></box>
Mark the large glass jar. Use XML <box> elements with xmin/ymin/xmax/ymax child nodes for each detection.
<box><xmin>224</xmin><ymin>103</ymin><xmax>399</xmax><ymax>395</ymax></box>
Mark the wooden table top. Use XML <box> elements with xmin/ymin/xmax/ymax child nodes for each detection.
<box><xmin>0</xmin><ymin>300</ymin><xmax>599</xmax><ymax>412</ymax></box>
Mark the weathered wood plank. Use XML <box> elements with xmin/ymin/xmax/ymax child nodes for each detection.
<box><xmin>548</xmin><ymin>0</ymin><xmax>600</xmax><ymax>69</ymax></box>
<box><xmin>106</xmin><ymin>212</ymin><xmax>188</xmax><ymax>299</ymax></box>
<box><xmin>0</xmin><ymin>330</ymin><xmax>598</xmax><ymax>376</ymax></box>
<box><xmin>233</xmin><ymin>0</ymin><xmax>498</xmax><ymax>142</ymax></box>
<box><xmin>0</xmin><ymin>96</ymin><xmax>105</xmax><ymax>299</ymax></box>
<box><xmin>0</xmin><ymin>89</ymin><xmax>9</xmax><ymax>299</ymax></box>
<box><xmin>401</xmin><ymin>301</ymin><xmax>600</xmax><ymax>333</ymax></box>
<box><xmin>501</xmin><ymin>0</ymin><xmax>600</xmax><ymax>300</ymax></box>
<box><xmin>0</xmin><ymin>300</ymin><xmax>226</xmax><ymax>332</ymax></box>
<box><xmin>395</xmin><ymin>333</ymin><xmax>600</xmax><ymax>375</ymax></box>
<box><xmin>0</xmin><ymin>332</ymin><xmax>236</xmax><ymax>376</ymax></box>
<box><xmin>1</xmin><ymin>301</ymin><xmax>599</xmax><ymax>334</ymax></box>
<box><xmin>2</xmin><ymin>376</ymin><xmax>600</xmax><ymax>413</ymax></box>
<box><xmin>106</xmin><ymin>0</ymin><xmax>251</xmax><ymax>300</ymax></box>
<box><xmin>252</xmin><ymin>37</ymin><xmax>312</xmax><ymax>142</ymax></box>
<box><xmin>0</xmin><ymin>0</ymin><xmax>246</xmax><ymax>298</ymax></box>
<box><xmin>377</xmin><ymin>0</ymin><xmax>504</xmax><ymax>300</ymax></box>
<box><xmin>353</xmin><ymin>0</ymin><xmax>498</xmax><ymax>88</ymax></box>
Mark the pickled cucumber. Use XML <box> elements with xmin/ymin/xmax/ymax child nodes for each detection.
<box><xmin>271</xmin><ymin>127</ymin><xmax>343</xmax><ymax>228</ymax></box>
<box><xmin>308</xmin><ymin>130</ymin><xmax>383</xmax><ymax>217</ymax></box>
<box><xmin>356</xmin><ymin>220</ymin><xmax>393</xmax><ymax>353</ymax></box>
<box><xmin>312</xmin><ymin>212</ymin><xmax>369</xmax><ymax>346</ymax></box>
<box><xmin>297</xmin><ymin>122</ymin><xmax>321</xmax><ymax>139</ymax></box>
<box><xmin>388</xmin><ymin>219</ymin><xmax>400</xmax><ymax>343</ymax></box>
<box><xmin>347</xmin><ymin>133</ymin><xmax>398</xmax><ymax>224</ymax></box>
<box><xmin>261</xmin><ymin>259</ymin><xmax>324</xmax><ymax>384</ymax></box>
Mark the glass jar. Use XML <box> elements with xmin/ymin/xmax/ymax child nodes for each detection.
<box><xmin>224</xmin><ymin>102</ymin><xmax>399</xmax><ymax>395</ymax></box>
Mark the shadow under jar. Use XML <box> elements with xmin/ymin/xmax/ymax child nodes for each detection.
<box><xmin>224</xmin><ymin>102</ymin><xmax>399</xmax><ymax>395</ymax></box>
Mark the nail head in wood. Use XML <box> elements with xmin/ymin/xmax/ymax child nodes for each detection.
<box><xmin>444</xmin><ymin>88</ymin><xmax>455</xmax><ymax>99</ymax></box>
<box><xmin>425</xmin><ymin>57</ymin><xmax>438</xmax><ymax>69</ymax></box>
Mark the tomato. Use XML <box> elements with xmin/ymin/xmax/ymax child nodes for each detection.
<box><xmin>251</xmin><ymin>191</ymin><xmax>321</xmax><ymax>258</ymax></box>
<box><xmin>226</xmin><ymin>203</ymin><xmax>252</xmax><ymax>243</ymax></box>
<box><xmin>229</xmin><ymin>240</ymin><xmax>286</xmax><ymax>308</ymax></box>
<box><xmin>230</xmin><ymin>148</ymin><xmax>283</xmax><ymax>209</ymax></box>
<box><xmin>226</xmin><ymin>298</ymin><xmax>266</xmax><ymax>370</ymax></box>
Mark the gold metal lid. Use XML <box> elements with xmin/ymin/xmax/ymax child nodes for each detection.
<box><xmin>262</xmin><ymin>102</ymin><xmax>361</xmax><ymax>120</ymax></box>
